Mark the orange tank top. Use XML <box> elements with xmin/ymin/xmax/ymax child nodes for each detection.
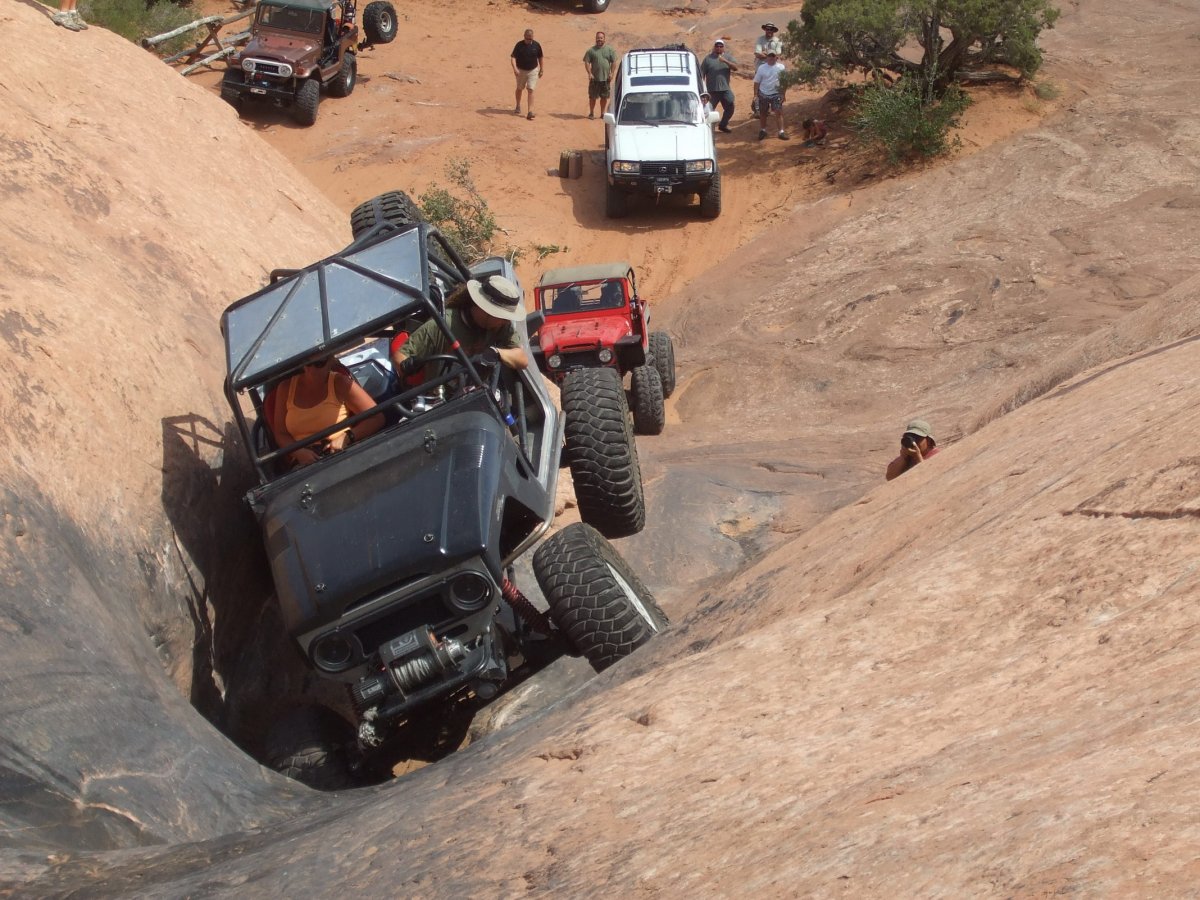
<box><xmin>284</xmin><ymin>372</ymin><xmax>349</xmax><ymax>448</ymax></box>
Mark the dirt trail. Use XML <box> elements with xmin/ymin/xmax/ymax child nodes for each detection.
<box><xmin>196</xmin><ymin>0</ymin><xmax>1050</xmax><ymax>308</ymax></box>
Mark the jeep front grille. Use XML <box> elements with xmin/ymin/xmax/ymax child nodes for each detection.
<box><xmin>241</xmin><ymin>58</ymin><xmax>293</xmax><ymax>79</ymax></box>
<box><xmin>642</xmin><ymin>162</ymin><xmax>685</xmax><ymax>177</ymax></box>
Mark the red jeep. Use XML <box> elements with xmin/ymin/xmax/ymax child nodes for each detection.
<box><xmin>532</xmin><ymin>262</ymin><xmax>676</xmax><ymax>436</ymax></box>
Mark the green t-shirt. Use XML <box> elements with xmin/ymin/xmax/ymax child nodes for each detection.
<box><xmin>400</xmin><ymin>307</ymin><xmax>520</xmax><ymax>363</ymax></box>
<box><xmin>583</xmin><ymin>45</ymin><xmax>617</xmax><ymax>82</ymax></box>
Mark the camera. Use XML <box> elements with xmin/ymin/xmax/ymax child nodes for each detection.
<box><xmin>901</xmin><ymin>433</ymin><xmax>919</xmax><ymax>450</ymax></box>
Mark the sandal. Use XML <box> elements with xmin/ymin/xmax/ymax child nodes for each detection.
<box><xmin>527</xmin><ymin>112</ymin><xmax>535</xmax><ymax>120</ymax></box>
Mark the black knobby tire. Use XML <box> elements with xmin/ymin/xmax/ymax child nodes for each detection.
<box><xmin>698</xmin><ymin>170</ymin><xmax>722</xmax><ymax>218</ymax></box>
<box><xmin>264</xmin><ymin>705</ymin><xmax>356</xmax><ymax>790</ymax></box>
<box><xmin>220</xmin><ymin>68</ymin><xmax>244</xmax><ymax>108</ymax></box>
<box><xmin>648</xmin><ymin>331</ymin><xmax>676</xmax><ymax>398</ymax></box>
<box><xmin>630</xmin><ymin>365</ymin><xmax>665</xmax><ymax>435</ymax></box>
<box><xmin>533</xmin><ymin>523</ymin><xmax>668</xmax><ymax>672</ymax></box>
<box><xmin>561</xmin><ymin>367</ymin><xmax>645</xmax><ymax>538</ymax></box>
<box><xmin>349</xmin><ymin>189</ymin><xmax>425</xmax><ymax>239</ymax></box>
<box><xmin>294</xmin><ymin>78</ymin><xmax>320</xmax><ymax>126</ymax></box>
<box><xmin>363</xmin><ymin>1</ymin><xmax>398</xmax><ymax>45</ymax></box>
<box><xmin>606</xmin><ymin>183</ymin><xmax>630</xmax><ymax>219</ymax></box>
<box><xmin>329</xmin><ymin>52</ymin><xmax>356</xmax><ymax>98</ymax></box>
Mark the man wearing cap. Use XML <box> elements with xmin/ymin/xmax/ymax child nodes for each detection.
<box><xmin>885</xmin><ymin>419</ymin><xmax>941</xmax><ymax>481</ymax></box>
<box><xmin>754</xmin><ymin>23</ymin><xmax>782</xmax><ymax>64</ymax></box>
<box><xmin>392</xmin><ymin>275</ymin><xmax>530</xmax><ymax>377</ymax></box>
<box><xmin>753</xmin><ymin>49</ymin><xmax>788</xmax><ymax>140</ymax></box>
<box><xmin>699</xmin><ymin>38</ymin><xmax>739</xmax><ymax>134</ymax></box>
<box><xmin>511</xmin><ymin>29</ymin><xmax>544</xmax><ymax>120</ymax></box>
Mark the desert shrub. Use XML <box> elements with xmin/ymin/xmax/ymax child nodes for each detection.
<box><xmin>418</xmin><ymin>160</ymin><xmax>498</xmax><ymax>262</ymax></box>
<box><xmin>850</xmin><ymin>79</ymin><xmax>971</xmax><ymax>163</ymax></box>
<box><xmin>79</xmin><ymin>0</ymin><xmax>200</xmax><ymax>54</ymax></box>
<box><xmin>1034</xmin><ymin>80</ymin><xmax>1061</xmax><ymax>100</ymax></box>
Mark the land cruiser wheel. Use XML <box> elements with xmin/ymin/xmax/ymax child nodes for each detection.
<box><xmin>583</xmin><ymin>0</ymin><xmax>611</xmax><ymax>11</ymax></box>
<box><xmin>630</xmin><ymin>365</ymin><xmax>665</xmax><ymax>435</ymax></box>
<box><xmin>329</xmin><ymin>52</ymin><xmax>356</xmax><ymax>98</ymax></box>
<box><xmin>220</xmin><ymin>68</ymin><xmax>244</xmax><ymax>109</ymax></box>
<box><xmin>294</xmin><ymin>78</ymin><xmax>320</xmax><ymax>126</ymax></box>
<box><xmin>349</xmin><ymin>190</ymin><xmax>425</xmax><ymax>239</ymax></box>
<box><xmin>363</xmin><ymin>1</ymin><xmax>398</xmax><ymax>44</ymax></box>
<box><xmin>699</xmin><ymin>170</ymin><xmax>722</xmax><ymax>218</ymax></box>
<box><xmin>605</xmin><ymin>183</ymin><xmax>630</xmax><ymax>219</ymax></box>
<box><xmin>648</xmin><ymin>331</ymin><xmax>676</xmax><ymax>398</ymax></box>
<box><xmin>561</xmin><ymin>367</ymin><xmax>645</xmax><ymax>538</ymax></box>
<box><xmin>533</xmin><ymin>523</ymin><xmax>668</xmax><ymax>672</ymax></box>
<box><xmin>264</xmin><ymin>705</ymin><xmax>356</xmax><ymax>790</ymax></box>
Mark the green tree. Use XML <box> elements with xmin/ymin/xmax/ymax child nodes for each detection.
<box><xmin>783</xmin><ymin>0</ymin><xmax>1060</xmax><ymax>96</ymax></box>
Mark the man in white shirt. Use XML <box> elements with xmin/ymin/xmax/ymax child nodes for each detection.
<box><xmin>753</xmin><ymin>50</ymin><xmax>788</xmax><ymax>140</ymax></box>
<box><xmin>754</xmin><ymin>23</ymin><xmax>782</xmax><ymax>64</ymax></box>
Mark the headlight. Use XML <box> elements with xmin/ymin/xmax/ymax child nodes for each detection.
<box><xmin>686</xmin><ymin>159</ymin><xmax>714</xmax><ymax>173</ymax></box>
<box><xmin>448</xmin><ymin>571</ymin><xmax>492</xmax><ymax>612</ymax></box>
<box><xmin>312</xmin><ymin>632</ymin><xmax>361</xmax><ymax>673</ymax></box>
<box><xmin>547</xmin><ymin>354</ymin><xmax>562</xmax><ymax>369</ymax></box>
<box><xmin>613</xmin><ymin>161</ymin><xmax>640</xmax><ymax>175</ymax></box>
<box><xmin>598</xmin><ymin>349</ymin><xmax>614</xmax><ymax>364</ymax></box>
<box><xmin>241</xmin><ymin>59</ymin><xmax>254</xmax><ymax>73</ymax></box>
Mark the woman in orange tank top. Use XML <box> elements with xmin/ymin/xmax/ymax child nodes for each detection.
<box><xmin>270</xmin><ymin>357</ymin><xmax>383</xmax><ymax>468</ymax></box>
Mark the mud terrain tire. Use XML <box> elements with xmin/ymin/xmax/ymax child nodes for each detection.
<box><xmin>606</xmin><ymin>183</ymin><xmax>630</xmax><ymax>219</ymax></box>
<box><xmin>294</xmin><ymin>78</ymin><xmax>320</xmax><ymax>126</ymax></box>
<box><xmin>699</xmin><ymin>170</ymin><xmax>722</xmax><ymax>218</ymax></box>
<box><xmin>561</xmin><ymin>367</ymin><xmax>645</xmax><ymax>538</ymax></box>
<box><xmin>630</xmin><ymin>365</ymin><xmax>665</xmax><ymax>435</ymax></box>
<box><xmin>220</xmin><ymin>69</ymin><xmax>244</xmax><ymax>108</ymax></box>
<box><xmin>264</xmin><ymin>705</ymin><xmax>355</xmax><ymax>790</ymax></box>
<box><xmin>329</xmin><ymin>52</ymin><xmax>357</xmax><ymax>98</ymax></box>
<box><xmin>363</xmin><ymin>1</ymin><xmax>398</xmax><ymax>45</ymax></box>
<box><xmin>350</xmin><ymin>190</ymin><xmax>424</xmax><ymax>239</ymax></box>
<box><xmin>648</xmin><ymin>331</ymin><xmax>676</xmax><ymax>398</ymax></box>
<box><xmin>533</xmin><ymin>523</ymin><xmax>667</xmax><ymax>672</ymax></box>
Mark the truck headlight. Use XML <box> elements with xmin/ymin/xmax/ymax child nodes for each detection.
<box><xmin>312</xmin><ymin>632</ymin><xmax>361</xmax><ymax>673</ymax></box>
<box><xmin>448</xmin><ymin>571</ymin><xmax>492</xmax><ymax>613</ymax></box>
<box><xmin>598</xmin><ymin>349</ymin><xmax>614</xmax><ymax>363</ymax></box>
<box><xmin>613</xmin><ymin>161</ymin><xmax>640</xmax><ymax>174</ymax></box>
<box><xmin>686</xmin><ymin>159</ymin><xmax>714</xmax><ymax>173</ymax></box>
<box><xmin>547</xmin><ymin>354</ymin><xmax>562</xmax><ymax>369</ymax></box>
<box><xmin>241</xmin><ymin>59</ymin><xmax>255</xmax><ymax>73</ymax></box>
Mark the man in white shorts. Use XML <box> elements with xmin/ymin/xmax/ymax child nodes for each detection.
<box><xmin>511</xmin><ymin>29</ymin><xmax>544</xmax><ymax>120</ymax></box>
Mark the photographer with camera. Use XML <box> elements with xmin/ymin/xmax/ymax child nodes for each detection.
<box><xmin>885</xmin><ymin>419</ymin><xmax>940</xmax><ymax>481</ymax></box>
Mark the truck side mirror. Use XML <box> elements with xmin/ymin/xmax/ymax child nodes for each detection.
<box><xmin>602</xmin><ymin>112</ymin><xmax>617</xmax><ymax>126</ymax></box>
<box><xmin>525</xmin><ymin>310</ymin><xmax>545</xmax><ymax>337</ymax></box>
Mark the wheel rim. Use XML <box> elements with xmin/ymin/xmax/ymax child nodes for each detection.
<box><xmin>380</xmin><ymin>12</ymin><xmax>393</xmax><ymax>31</ymax></box>
<box><xmin>606</xmin><ymin>562</ymin><xmax>661</xmax><ymax>633</ymax></box>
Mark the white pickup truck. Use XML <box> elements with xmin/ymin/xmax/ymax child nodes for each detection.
<box><xmin>602</xmin><ymin>46</ymin><xmax>722</xmax><ymax>219</ymax></box>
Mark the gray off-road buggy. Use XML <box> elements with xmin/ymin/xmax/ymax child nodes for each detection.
<box><xmin>220</xmin><ymin>196</ymin><xmax>667</xmax><ymax>787</ymax></box>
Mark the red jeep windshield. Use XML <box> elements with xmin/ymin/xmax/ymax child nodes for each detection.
<box><xmin>258</xmin><ymin>4</ymin><xmax>324</xmax><ymax>34</ymax></box>
<box><xmin>544</xmin><ymin>281</ymin><xmax>625</xmax><ymax>314</ymax></box>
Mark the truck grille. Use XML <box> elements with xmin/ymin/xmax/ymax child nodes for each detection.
<box><xmin>243</xmin><ymin>58</ymin><xmax>291</xmax><ymax>78</ymax></box>
<box><xmin>642</xmin><ymin>162</ymin><xmax>685</xmax><ymax>177</ymax></box>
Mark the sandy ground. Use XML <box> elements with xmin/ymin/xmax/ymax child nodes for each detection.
<box><xmin>193</xmin><ymin>0</ymin><xmax>1054</xmax><ymax>307</ymax></box>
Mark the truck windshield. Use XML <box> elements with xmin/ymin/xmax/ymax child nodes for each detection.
<box><xmin>258</xmin><ymin>4</ymin><xmax>324</xmax><ymax>34</ymax></box>
<box><xmin>618</xmin><ymin>91</ymin><xmax>699</xmax><ymax>125</ymax></box>
<box><xmin>545</xmin><ymin>281</ymin><xmax>625</xmax><ymax>313</ymax></box>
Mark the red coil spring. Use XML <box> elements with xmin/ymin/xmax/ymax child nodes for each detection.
<box><xmin>501</xmin><ymin>578</ymin><xmax>552</xmax><ymax>635</ymax></box>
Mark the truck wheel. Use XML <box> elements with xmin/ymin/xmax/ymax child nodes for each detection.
<box><xmin>349</xmin><ymin>189</ymin><xmax>424</xmax><ymax>239</ymax></box>
<box><xmin>220</xmin><ymin>68</ymin><xmax>244</xmax><ymax>109</ymax></box>
<box><xmin>363</xmin><ymin>1</ymin><xmax>398</xmax><ymax>45</ymax></box>
<box><xmin>630</xmin><ymin>365</ymin><xmax>665</xmax><ymax>435</ymax></box>
<box><xmin>294</xmin><ymin>78</ymin><xmax>320</xmax><ymax>126</ymax></box>
<box><xmin>264</xmin><ymin>705</ymin><xmax>356</xmax><ymax>790</ymax></box>
<box><xmin>533</xmin><ymin>523</ymin><xmax>667</xmax><ymax>672</ymax></box>
<box><xmin>329</xmin><ymin>52</ymin><xmax>356</xmax><ymax>98</ymax></box>
<box><xmin>605</xmin><ymin>183</ymin><xmax>630</xmax><ymax>219</ymax></box>
<box><xmin>648</xmin><ymin>331</ymin><xmax>676</xmax><ymax>398</ymax></box>
<box><xmin>583</xmin><ymin>0</ymin><xmax>611</xmax><ymax>11</ymax></box>
<box><xmin>561</xmin><ymin>367</ymin><xmax>645</xmax><ymax>538</ymax></box>
<box><xmin>698</xmin><ymin>170</ymin><xmax>722</xmax><ymax>218</ymax></box>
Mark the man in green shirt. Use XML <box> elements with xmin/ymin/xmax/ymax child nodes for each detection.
<box><xmin>391</xmin><ymin>275</ymin><xmax>529</xmax><ymax>380</ymax></box>
<box><xmin>582</xmin><ymin>32</ymin><xmax>618</xmax><ymax>119</ymax></box>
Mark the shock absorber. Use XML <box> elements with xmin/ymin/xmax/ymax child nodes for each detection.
<box><xmin>501</xmin><ymin>578</ymin><xmax>553</xmax><ymax>635</ymax></box>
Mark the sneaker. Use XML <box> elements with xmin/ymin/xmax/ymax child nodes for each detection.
<box><xmin>758</xmin><ymin>129</ymin><xmax>767</xmax><ymax>141</ymax></box>
<box><xmin>527</xmin><ymin>112</ymin><xmax>535</xmax><ymax>120</ymax></box>
<box><xmin>514</xmin><ymin>105</ymin><xmax>521</xmax><ymax>115</ymax></box>
<box><xmin>70</xmin><ymin>10</ymin><xmax>88</xmax><ymax>28</ymax></box>
<box><xmin>718</xmin><ymin>125</ymin><xmax>732</xmax><ymax>133</ymax></box>
<box><xmin>52</xmin><ymin>10</ymin><xmax>83</xmax><ymax>30</ymax></box>
<box><xmin>778</xmin><ymin>131</ymin><xmax>789</xmax><ymax>140</ymax></box>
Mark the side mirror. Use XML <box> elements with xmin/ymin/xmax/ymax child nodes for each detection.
<box><xmin>525</xmin><ymin>310</ymin><xmax>545</xmax><ymax>337</ymax></box>
<box><xmin>706</xmin><ymin>110</ymin><xmax>721</xmax><ymax>125</ymax></box>
<box><xmin>602</xmin><ymin>112</ymin><xmax>617</xmax><ymax>126</ymax></box>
